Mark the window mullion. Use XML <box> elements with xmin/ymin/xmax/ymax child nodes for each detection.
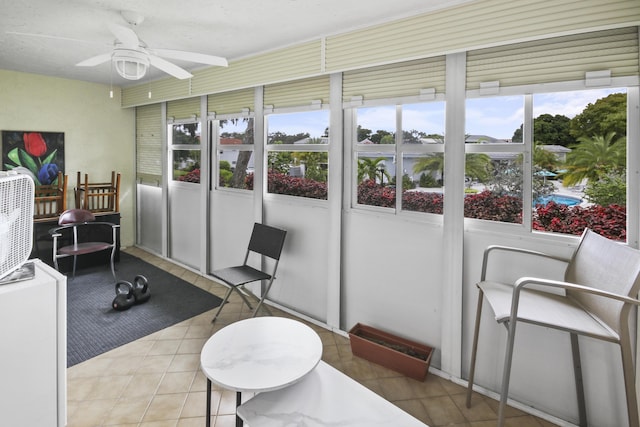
<box><xmin>522</xmin><ymin>94</ymin><xmax>533</xmax><ymax>230</ymax></box>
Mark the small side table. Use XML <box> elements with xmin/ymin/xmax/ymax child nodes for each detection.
<box><xmin>200</xmin><ymin>317</ymin><xmax>323</xmax><ymax>427</ymax></box>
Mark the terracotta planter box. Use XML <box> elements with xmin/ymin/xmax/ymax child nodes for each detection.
<box><xmin>348</xmin><ymin>323</ymin><xmax>433</xmax><ymax>381</ymax></box>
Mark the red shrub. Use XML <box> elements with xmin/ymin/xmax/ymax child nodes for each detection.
<box><xmin>533</xmin><ymin>202</ymin><xmax>626</xmax><ymax>241</ymax></box>
<box><xmin>464</xmin><ymin>191</ymin><xmax>523</xmax><ymax>223</ymax></box>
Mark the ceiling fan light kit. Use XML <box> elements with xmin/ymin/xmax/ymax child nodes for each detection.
<box><xmin>113</xmin><ymin>49</ymin><xmax>149</xmax><ymax>80</ymax></box>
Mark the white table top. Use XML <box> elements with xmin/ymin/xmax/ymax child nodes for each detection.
<box><xmin>200</xmin><ymin>317</ymin><xmax>323</xmax><ymax>392</ymax></box>
<box><xmin>237</xmin><ymin>360</ymin><xmax>429</xmax><ymax>426</ymax></box>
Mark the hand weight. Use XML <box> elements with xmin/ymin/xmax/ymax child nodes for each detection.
<box><xmin>132</xmin><ymin>275</ymin><xmax>151</xmax><ymax>304</ymax></box>
<box><xmin>112</xmin><ymin>281</ymin><xmax>135</xmax><ymax>311</ymax></box>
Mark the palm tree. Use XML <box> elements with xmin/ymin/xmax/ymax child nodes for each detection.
<box><xmin>412</xmin><ymin>153</ymin><xmax>492</xmax><ymax>184</ymax></box>
<box><xmin>562</xmin><ymin>132</ymin><xmax>626</xmax><ymax>187</ymax></box>
<box><xmin>358</xmin><ymin>157</ymin><xmax>389</xmax><ymax>183</ymax></box>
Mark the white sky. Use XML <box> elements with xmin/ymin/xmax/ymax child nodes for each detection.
<box><xmin>266</xmin><ymin>87</ymin><xmax>625</xmax><ymax>141</ymax></box>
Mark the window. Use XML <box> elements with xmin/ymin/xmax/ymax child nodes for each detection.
<box><xmin>531</xmin><ymin>88</ymin><xmax>627</xmax><ymax>241</ymax></box>
<box><xmin>464</xmin><ymin>88</ymin><xmax>629</xmax><ymax>241</ymax></box>
<box><xmin>266</xmin><ymin>110</ymin><xmax>329</xmax><ymax>200</ymax></box>
<box><xmin>216</xmin><ymin>117</ymin><xmax>254</xmax><ymax>190</ymax></box>
<box><xmin>169</xmin><ymin>122</ymin><xmax>201</xmax><ymax>183</ymax></box>
<box><xmin>464</xmin><ymin>95</ymin><xmax>525</xmax><ymax>223</ymax></box>
<box><xmin>353</xmin><ymin>102</ymin><xmax>445</xmax><ymax>214</ymax></box>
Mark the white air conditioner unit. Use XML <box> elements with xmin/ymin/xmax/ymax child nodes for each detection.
<box><xmin>0</xmin><ymin>171</ymin><xmax>34</xmax><ymax>280</ymax></box>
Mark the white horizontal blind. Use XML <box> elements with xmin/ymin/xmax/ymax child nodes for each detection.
<box><xmin>207</xmin><ymin>88</ymin><xmax>255</xmax><ymax>115</ymax></box>
<box><xmin>467</xmin><ymin>27</ymin><xmax>640</xmax><ymax>90</ymax></box>
<box><xmin>343</xmin><ymin>57</ymin><xmax>446</xmax><ymax>102</ymax></box>
<box><xmin>263</xmin><ymin>75</ymin><xmax>330</xmax><ymax>109</ymax></box>
<box><xmin>136</xmin><ymin>103</ymin><xmax>163</xmax><ymax>183</ymax></box>
<box><xmin>167</xmin><ymin>97</ymin><xmax>201</xmax><ymax>120</ymax></box>
<box><xmin>325</xmin><ymin>0</ymin><xmax>640</xmax><ymax>72</ymax></box>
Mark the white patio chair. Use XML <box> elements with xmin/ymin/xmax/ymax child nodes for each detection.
<box><xmin>466</xmin><ymin>228</ymin><xmax>640</xmax><ymax>427</ymax></box>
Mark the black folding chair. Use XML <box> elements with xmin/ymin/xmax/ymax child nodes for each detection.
<box><xmin>210</xmin><ymin>223</ymin><xmax>287</xmax><ymax>322</ymax></box>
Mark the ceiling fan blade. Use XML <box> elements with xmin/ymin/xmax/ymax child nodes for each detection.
<box><xmin>108</xmin><ymin>23</ymin><xmax>139</xmax><ymax>48</ymax></box>
<box><xmin>153</xmin><ymin>49</ymin><xmax>228</xmax><ymax>67</ymax></box>
<box><xmin>76</xmin><ymin>53</ymin><xmax>112</xmax><ymax>67</ymax></box>
<box><xmin>149</xmin><ymin>55</ymin><xmax>193</xmax><ymax>79</ymax></box>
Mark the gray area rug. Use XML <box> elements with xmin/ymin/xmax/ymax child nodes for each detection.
<box><xmin>66</xmin><ymin>252</ymin><xmax>222</xmax><ymax>367</ymax></box>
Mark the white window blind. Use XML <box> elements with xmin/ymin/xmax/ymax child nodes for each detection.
<box><xmin>136</xmin><ymin>103</ymin><xmax>162</xmax><ymax>183</ymax></box>
<box><xmin>467</xmin><ymin>27</ymin><xmax>639</xmax><ymax>90</ymax></box>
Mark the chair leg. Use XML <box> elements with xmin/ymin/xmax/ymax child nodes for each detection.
<box><xmin>620</xmin><ymin>337</ymin><xmax>640</xmax><ymax>427</ymax></box>
<box><xmin>570</xmin><ymin>333</ymin><xmax>587</xmax><ymax>427</ymax></box>
<box><xmin>251</xmin><ymin>278</ymin><xmax>275</xmax><ymax>318</ymax></box>
<box><xmin>212</xmin><ymin>287</ymin><xmax>234</xmax><ymax>323</ymax></box>
<box><xmin>232</xmin><ymin>287</ymin><xmax>254</xmax><ymax>311</ymax></box>
<box><xmin>497</xmin><ymin>318</ymin><xmax>519</xmax><ymax>427</ymax></box>
<box><xmin>466</xmin><ymin>289</ymin><xmax>485</xmax><ymax>408</ymax></box>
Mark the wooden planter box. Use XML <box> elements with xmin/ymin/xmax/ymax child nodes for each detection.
<box><xmin>348</xmin><ymin>323</ymin><xmax>433</xmax><ymax>381</ymax></box>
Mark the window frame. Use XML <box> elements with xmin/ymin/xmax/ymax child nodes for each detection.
<box><xmin>168</xmin><ymin>119</ymin><xmax>202</xmax><ymax>186</ymax></box>
<box><xmin>348</xmin><ymin>98</ymin><xmax>447</xmax><ymax>218</ymax></box>
<box><xmin>264</xmin><ymin>107</ymin><xmax>331</xmax><ymax>202</ymax></box>
<box><xmin>211</xmin><ymin>112</ymin><xmax>256</xmax><ymax>193</ymax></box>
<box><xmin>463</xmin><ymin>76</ymin><xmax>638</xmax><ymax>240</ymax></box>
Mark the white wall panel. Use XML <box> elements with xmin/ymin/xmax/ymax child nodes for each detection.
<box><xmin>341</xmin><ymin>211</ymin><xmax>444</xmax><ymax>368</ymax></box>
<box><xmin>262</xmin><ymin>199</ymin><xmax>329</xmax><ymax>323</ymax></box>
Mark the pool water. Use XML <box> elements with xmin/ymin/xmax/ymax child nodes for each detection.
<box><xmin>535</xmin><ymin>194</ymin><xmax>582</xmax><ymax>206</ymax></box>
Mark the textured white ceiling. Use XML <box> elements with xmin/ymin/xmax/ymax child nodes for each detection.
<box><xmin>0</xmin><ymin>0</ymin><xmax>476</xmax><ymax>86</ymax></box>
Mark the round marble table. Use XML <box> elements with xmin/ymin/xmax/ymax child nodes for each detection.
<box><xmin>200</xmin><ymin>316</ymin><xmax>323</xmax><ymax>427</ymax></box>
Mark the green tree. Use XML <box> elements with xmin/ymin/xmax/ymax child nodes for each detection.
<box><xmin>357</xmin><ymin>125</ymin><xmax>372</xmax><ymax>142</ymax></box>
<box><xmin>413</xmin><ymin>154</ymin><xmax>444</xmax><ymax>180</ymax></box>
<box><xmin>562</xmin><ymin>132</ymin><xmax>626</xmax><ymax>187</ymax></box>
<box><xmin>465</xmin><ymin>153</ymin><xmax>493</xmax><ymax>183</ymax></box>
<box><xmin>569</xmin><ymin>93</ymin><xmax>627</xmax><ymax>139</ymax></box>
<box><xmin>412</xmin><ymin>153</ymin><xmax>492</xmax><ymax>185</ymax></box>
<box><xmin>358</xmin><ymin>157</ymin><xmax>389</xmax><ymax>183</ymax></box>
<box><xmin>512</xmin><ymin>114</ymin><xmax>575</xmax><ymax>146</ymax></box>
<box><xmin>533</xmin><ymin>142</ymin><xmax>560</xmax><ymax>172</ymax></box>
<box><xmin>584</xmin><ymin>171</ymin><xmax>626</xmax><ymax>206</ymax></box>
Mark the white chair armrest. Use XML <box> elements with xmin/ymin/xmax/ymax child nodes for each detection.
<box><xmin>514</xmin><ymin>277</ymin><xmax>640</xmax><ymax>306</ymax></box>
<box><xmin>481</xmin><ymin>245</ymin><xmax>570</xmax><ymax>281</ymax></box>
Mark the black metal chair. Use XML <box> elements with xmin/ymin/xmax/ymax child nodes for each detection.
<box><xmin>210</xmin><ymin>222</ymin><xmax>287</xmax><ymax>322</ymax></box>
<box><xmin>49</xmin><ymin>209</ymin><xmax>119</xmax><ymax>279</ymax></box>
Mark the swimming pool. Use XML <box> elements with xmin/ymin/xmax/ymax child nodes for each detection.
<box><xmin>534</xmin><ymin>194</ymin><xmax>582</xmax><ymax>206</ymax></box>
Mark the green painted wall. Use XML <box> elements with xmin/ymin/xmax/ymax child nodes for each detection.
<box><xmin>0</xmin><ymin>69</ymin><xmax>136</xmax><ymax>247</ymax></box>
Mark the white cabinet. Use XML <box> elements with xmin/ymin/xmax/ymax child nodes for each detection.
<box><xmin>0</xmin><ymin>260</ymin><xmax>67</xmax><ymax>427</ymax></box>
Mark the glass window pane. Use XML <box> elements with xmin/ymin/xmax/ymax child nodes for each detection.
<box><xmin>402</xmin><ymin>153</ymin><xmax>443</xmax><ymax>214</ymax></box>
<box><xmin>172</xmin><ymin>123</ymin><xmax>201</xmax><ymax>145</ymax></box>
<box><xmin>266</xmin><ymin>111</ymin><xmax>329</xmax><ymax>199</ymax></box>
<box><xmin>356</xmin><ymin>106</ymin><xmax>396</xmax><ymax>144</ymax></box>
<box><xmin>267</xmin><ymin>111</ymin><xmax>328</xmax><ymax>144</ymax></box>
<box><xmin>219</xmin><ymin>149</ymin><xmax>254</xmax><ymax>189</ymax></box>
<box><xmin>466</xmin><ymin>96</ymin><xmax>524</xmax><ymax>143</ymax></box>
<box><xmin>357</xmin><ymin>152</ymin><xmax>395</xmax><ymax>208</ymax></box>
<box><xmin>173</xmin><ymin>149</ymin><xmax>201</xmax><ymax>183</ymax></box>
<box><xmin>532</xmin><ymin>88</ymin><xmax>627</xmax><ymax>241</ymax></box>
<box><xmin>267</xmin><ymin>151</ymin><xmax>328</xmax><ymax>199</ymax></box>
<box><xmin>220</xmin><ymin>118</ymin><xmax>254</xmax><ymax>145</ymax></box>
<box><xmin>402</xmin><ymin>102</ymin><xmax>445</xmax><ymax>144</ymax></box>
<box><xmin>464</xmin><ymin>152</ymin><xmax>523</xmax><ymax>223</ymax></box>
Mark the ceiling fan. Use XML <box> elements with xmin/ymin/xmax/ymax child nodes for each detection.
<box><xmin>76</xmin><ymin>12</ymin><xmax>228</xmax><ymax>81</ymax></box>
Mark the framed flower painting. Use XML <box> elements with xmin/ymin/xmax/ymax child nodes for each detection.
<box><xmin>2</xmin><ymin>130</ymin><xmax>65</xmax><ymax>185</ymax></box>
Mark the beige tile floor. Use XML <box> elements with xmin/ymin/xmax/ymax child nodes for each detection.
<box><xmin>66</xmin><ymin>246</ymin><xmax>558</xmax><ymax>427</ymax></box>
